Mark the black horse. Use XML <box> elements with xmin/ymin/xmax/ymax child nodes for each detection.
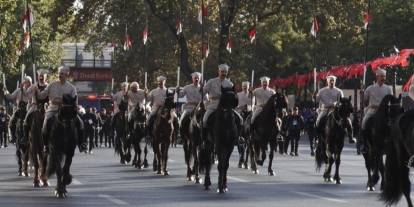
<box><xmin>29</xmin><ymin>95</ymin><xmax>49</xmax><ymax>187</ymax></box>
<box><xmin>113</xmin><ymin>98</ymin><xmax>131</xmax><ymax>164</ymax></box>
<box><xmin>315</xmin><ymin>96</ymin><xmax>353</xmax><ymax>184</ymax></box>
<box><xmin>129</xmin><ymin>105</ymin><xmax>148</xmax><ymax>169</ymax></box>
<box><xmin>152</xmin><ymin>89</ymin><xmax>176</xmax><ymax>175</ymax></box>
<box><xmin>46</xmin><ymin>95</ymin><xmax>81</xmax><ymax>198</ymax></box>
<box><xmin>249</xmin><ymin>93</ymin><xmax>287</xmax><ymax>175</ymax></box>
<box><xmin>15</xmin><ymin>101</ymin><xmax>29</xmax><ymax>177</ymax></box>
<box><xmin>238</xmin><ymin>108</ymin><xmax>252</xmax><ymax>169</ymax></box>
<box><xmin>200</xmin><ymin>86</ymin><xmax>240</xmax><ymax>193</ymax></box>
<box><xmin>181</xmin><ymin>102</ymin><xmax>205</xmax><ymax>183</ymax></box>
<box><xmin>362</xmin><ymin>94</ymin><xmax>403</xmax><ymax>191</ymax></box>
<box><xmin>381</xmin><ymin>108</ymin><xmax>414</xmax><ymax>207</ymax></box>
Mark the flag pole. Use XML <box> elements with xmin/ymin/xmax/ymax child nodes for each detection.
<box><xmin>360</xmin><ymin>0</ymin><xmax>371</xmax><ymax>117</ymax></box>
<box><xmin>26</xmin><ymin>0</ymin><xmax>36</xmax><ymax>85</ymax></box>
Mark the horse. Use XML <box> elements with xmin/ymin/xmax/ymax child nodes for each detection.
<box><xmin>29</xmin><ymin>95</ymin><xmax>49</xmax><ymax>187</ymax></box>
<box><xmin>181</xmin><ymin>102</ymin><xmax>205</xmax><ymax>183</ymax></box>
<box><xmin>152</xmin><ymin>89</ymin><xmax>176</xmax><ymax>175</ymax></box>
<box><xmin>15</xmin><ymin>101</ymin><xmax>29</xmax><ymax>177</ymax></box>
<box><xmin>249</xmin><ymin>93</ymin><xmax>287</xmax><ymax>175</ymax></box>
<box><xmin>238</xmin><ymin>107</ymin><xmax>252</xmax><ymax>169</ymax></box>
<box><xmin>315</xmin><ymin>96</ymin><xmax>353</xmax><ymax>184</ymax></box>
<box><xmin>200</xmin><ymin>86</ymin><xmax>240</xmax><ymax>193</ymax></box>
<box><xmin>113</xmin><ymin>98</ymin><xmax>131</xmax><ymax>164</ymax></box>
<box><xmin>46</xmin><ymin>95</ymin><xmax>81</xmax><ymax>198</ymax></box>
<box><xmin>361</xmin><ymin>94</ymin><xmax>403</xmax><ymax>191</ymax></box>
<box><xmin>129</xmin><ymin>104</ymin><xmax>148</xmax><ymax>169</ymax></box>
<box><xmin>381</xmin><ymin>108</ymin><xmax>414</xmax><ymax>207</ymax></box>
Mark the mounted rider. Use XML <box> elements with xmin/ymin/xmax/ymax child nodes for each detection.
<box><xmin>147</xmin><ymin>75</ymin><xmax>167</xmax><ymax>128</ymax></box>
<box><xmin>112</xmin><ymin>82</ymin><xmax>129</xmax><ymax>114</ymax></box>
<box><xmin>314</xmin><ymin>75</ymin><xmax>355</xmax><ymax>143</ymax></box>
<box><xmin>177</xmin><ymin>72</ymin><xmax>203</xmax><ymax>126</ymax></box>
<box><xmin>251</xmin><ymin>76</ymin><xmax>275</xmax><ymax>124</ymax></box>
<box><xmin>37</xmin><ymin>66</ymin><xmax>86</xmax><ymax>151</ymax></box>
<box><xmin>23</xmin><ymin>69</ymin><xmax>49</xmax><ymax>144</ymax></box>
<box><xmin>127</xmin><ymin>81</ymin><xmax>146</xmax><ymax>131</ymax></box>
<box><xmin>4</xmin><ymin>76</ymin><xmax>34</xmax><ymax>143</ymax></box>
<box><xmin>202</xmin><ymin>64</ymin><xmax>242</xmax><ymax>133</ymax></box>
<box><xmin>236</xmin><ymin>81</ymin><xmax>253</xmax><ymax>116</ymax></box>
<box><xmin>360</xmin><ymin>68</ymin><xmax>393</xmax><ymax>151</ymax></box>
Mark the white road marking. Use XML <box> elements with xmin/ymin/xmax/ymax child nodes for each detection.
<box><xmin>294</xmin><ymin>191</ymin><xmax>347</xmax><ymax>203</ymax></box>
<box><xmin>98</xmin><ymin>194</ymin><xmax>128</xmax><ymax>205</ymax></box>
<box><xmin>227</xmin><ymin>176</ymin><xmax>249</xmax><ymax>183</ymax></box>
<box><xmin>72</xmin><ymin>179</ymin><xmax>82</xmax><ymax>185</ymax></box>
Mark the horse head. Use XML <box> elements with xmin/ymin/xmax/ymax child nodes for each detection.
<box><xmin>379</xmin><ymin>94</ymin><xmax>404</xmax><ymax>126</ymax></box>
<box><xmin>132</xmin><ymin>104</ymin><xmax>146</xmax><ymax>122</ymax></box>
<box><xmin>335</xmin><ymin>96</ymin><xmax>353</xmax><ymax>120</ymax></box>
<box><xmin>164</xmin><ymin>89</ymin><xmax>176</xmax><ymax>110</ymax></box>
<box><xmin>218</xmin><ymin>86</ymin><xmax>238</xmax><ymax>110</ymax></box>
<box><xmin>59</xmin><ymin>94</ymin><xmax>78</xmax><ymax>121</ymax></box>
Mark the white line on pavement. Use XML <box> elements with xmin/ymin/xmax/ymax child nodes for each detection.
<box><xmin>227</xmin><ymin>176</ymin><xmax>249</xmax><ymax>183</ymax></box>
<box><xmin>294</xmin><ymin>191</ymin><xmax>347</xmax><ymax>203</ymax></box>
<box><xmin>98</xmin><ymin>194</ymin><xmax>128</xmax><ymax>205</ymax></box>
<box><xmin>72</xmin><ymin>179</ymin><xmax>82</xmax><ymax>185</ymax></box>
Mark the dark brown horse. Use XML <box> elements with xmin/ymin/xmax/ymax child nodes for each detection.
<box><xmin>362</xmin><ymin>94</ymin><xmax>403</xmax><ymax>191</ymax></box>
<box><xmin>249</xmin><ymin>93</ymin><xmax>287</xmax><ymax>175</ymax></box>
<box><xmin>315</xmin><ymin>96</ymin><xmax>353</xmax><ymax>184</ymax></box>
<box><xmin>113</xmin><ymin>98</ymin><xmax>131</xmax><ymax>164</ymax></box>
<box><xmin>29</xmin><ymin>96</ymin><xmax>48</xmax><ymax>187</ymax></box>
<box><xmin>200</xmin><ymin>86</ymin><xmax>240</xmax><ymax>193</ymax></box>
<box><xmin>15</xmin><ymin>101</ymin><xmax>29</xmax><ymax>177</ymax></box>
<box><xmin>380</xmin><ymin>98</ymin><xmax>413</xmax><ymax>207</ymax></box>
<box><xmin>152</xmin><ymin>89</ymin><xmax>176</xmax><ymax>175</ymax></box>
<box><xmin>129</xmin><ymin>105</ymin><xmax>148</xmax><ymax>169</ymax></box>
<box><xmin>46</xmin><ymin>95</ymin><xmax>81</xmax><ymax>198</ymax></box>
<box><xmin>181</xmin><ymin>102</ymin><xmax>205</xmax><ymax>183</ymax></box>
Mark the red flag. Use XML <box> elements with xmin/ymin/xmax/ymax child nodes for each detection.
<box><xmin>142</xmin><ymin>26</ymin><xmax>149</xmax><ymax>45</ymax></box>
<box><xmin>363</xmin><ymin>12</ymin><xmax>372</xmax><ymax>30</ymax></box>
<box><xmin>23</xmin><ymin>32</ymin><xmax>30</xmax><ymax>49</ymax></box>
<box><xmin>22</xmin><ymin>4</ymin><xmax>34</xmax><ymax>33</ymax></box>
<box><xmin>310</xmin><ymin>17</ymin><xmax>319</xmax><ymax>37</ymax></box>
<box><xmin>198</xmin><ymin>4</ymin><xmax>208</xmax><ymax>24</ymax></box>
<box><xmin>202</xmin><ymin>42</ymin><xmax>209</xmax><ymax>58</ymax></box>
<box><xmin>403</xmin><ymin>75</ymin><xmax>414</xmax><ymax>92</ymax></box>
<box><xmin>176</xmin><ymin>20</ymin><xmax>182</xmax><ymax>35</ymax></box>
<box><xmin>123</xmin><ymin>34</ymin><xmax>132</xmax><ymax>51</ymax></box>
<box><xmin>248</xmin><ymin>26</ymin><xmax>256</xmax><ymax>43</ymax></box>
<box><xmin>226</xmin><ymin>38</ymin><xmax>232</xmax><ymax>53</ymax></box>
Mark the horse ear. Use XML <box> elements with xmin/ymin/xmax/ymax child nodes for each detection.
<box><xmin>398</xmin><ymin>93</ymin><xmax>402</xmax><ymax>100</ymax></box>
<box><xmin>349</xmin><ymin>95</ymin><xmax>352</xmax><ymax>101</ymax></box>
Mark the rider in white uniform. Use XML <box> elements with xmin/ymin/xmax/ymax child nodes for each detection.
<box><xmin>112</xmin><ymin>82</ymin><xmax>128</xmax><ymax>114</ymax></box>
<box><xmin>314</xmin><ymin>75</ymin><xmax>355</xmax><ymax>143</ymax></box>
<box><xmin>362</xmin><ymin>68</ymin><xmax>393</xmax><ymax>129</ymax></box>
<box><xmin>127</xmin><ymin>82</ymin><xmax>146</xmax><ymax>120</ymax></box>
<box><xmin>236</xmin><ymin>81</ymin><xmax>253</xmax><ymax>114</ymax></box>
<box><xmin>251</xmin><ymin>77</ymin><xmax>275</xmax><ymax>124</ymax></box>
<box><xmin>177</xmin><ymin>72</ymin><xmax>202</xmax><ymax>125</ymax></box>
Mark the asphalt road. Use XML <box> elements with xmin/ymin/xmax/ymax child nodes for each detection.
<box><xmin>0</xmin><ymin>140</ymin><xmax>411</xmax><ymax>207</ymax></box>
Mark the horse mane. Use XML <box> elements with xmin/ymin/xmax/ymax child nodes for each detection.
<box><xmin>217</xmin><ymin>87</ymin><xmax>238</xmax><ymax>109</ymax></box>
<box><xmin>377</xmin><ymin>94</ymin><xmax>397</xmax><ymax>115</ymax></box>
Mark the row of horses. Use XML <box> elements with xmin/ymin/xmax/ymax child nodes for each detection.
<box><xmin>9</xmin><ymin>88</ymin><xmax>414</xmax><ymax>206</ymax></box>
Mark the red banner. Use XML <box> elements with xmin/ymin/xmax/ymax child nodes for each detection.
<box><xmin>70</xmin><ymin>68</ymin><xmax>113</xmax><ymax>81</ymax></box>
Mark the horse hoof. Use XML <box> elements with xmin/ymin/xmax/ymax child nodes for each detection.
<box><xmin>252</xmin><ymin>170</ymin><xmax>259</xmax><ymax>174</ymax></box>
<box><xmin>23</xmin><ymin>172</ymin><xmax>29</xmax><ymax>177</ymax></box>
<box><xmin>217</xmin><ymin>189</ymin><xmax>225</xmax><ymax>194</ymax></box>
<box><xmin>238</xmin><ymin>163</ymin><xmax>243</xmax><ymax>168</ymax></box>
<box><xmin>18</xmin><ymin>172</ymin><xmax>23</xmax><ymax>176</ymax></box>
<box><xmin>324</xmin><ymin>177</ymin><xmax>332</xmax><ymax>183</ymax></box>
<box><xmin>268</xmin><ymin>171</ymin><xmax>275</xmax><ymax>176</ymax></box>
<box><xmin>33</xmin><ymin>181</ymin><xmax>40</xmax><ymax>188</ymax></box>
<box><xmin>204</xmin><ymin>186</ymin><xmax>210</xmax><ymax>191</ymax></box>
<box><xmin>367</xmin><ymin>186</ymin><xmax>375</xmax><ymax>191</ymax></box>
<box><xmin>244</xmin><ymin>165</ymin><xmax>249</xmax><ymax>169</ymax></box>
<box><xmin>163</xmin><ymin>171</ymin><xmax>169</xmax><ymax>176</ymax></box>
<box><xmin>55</xmin><ymin>190</ymin><xmax>67</xmax><ymax>198</ymax></box>
<box><xmin>42</xmin><ymin>181</ymin><xmax>50</xmax><ymax>187</ymax></box>
<box><xmin>195</xmin><ymin>178</ymin><xmax>201</xmax><ymax>184</ymax></box>
<box><xmin>335</xmin><ymin>179</ymin><xmax>342</xmax><ymax>184</ymax></box>
<box><xmin>156</xmin><ymin>171</ymin><xmax>162</xmax><ymax>175</ymax></box>
<box><xmin>143</xmin><ymin>160</ymin><xmax>149</xmax><ymax>168</ymax></box>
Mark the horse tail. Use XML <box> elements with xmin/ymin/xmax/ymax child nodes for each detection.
<box><xmin>315</xmin><ymin>136</ymin><xmax>326</xmax><ymax>171</ymax></box>
<box><xmin>380</xmin><ymin>116</ymin><xmax>403</xmax><ymax>205</ymax></box>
